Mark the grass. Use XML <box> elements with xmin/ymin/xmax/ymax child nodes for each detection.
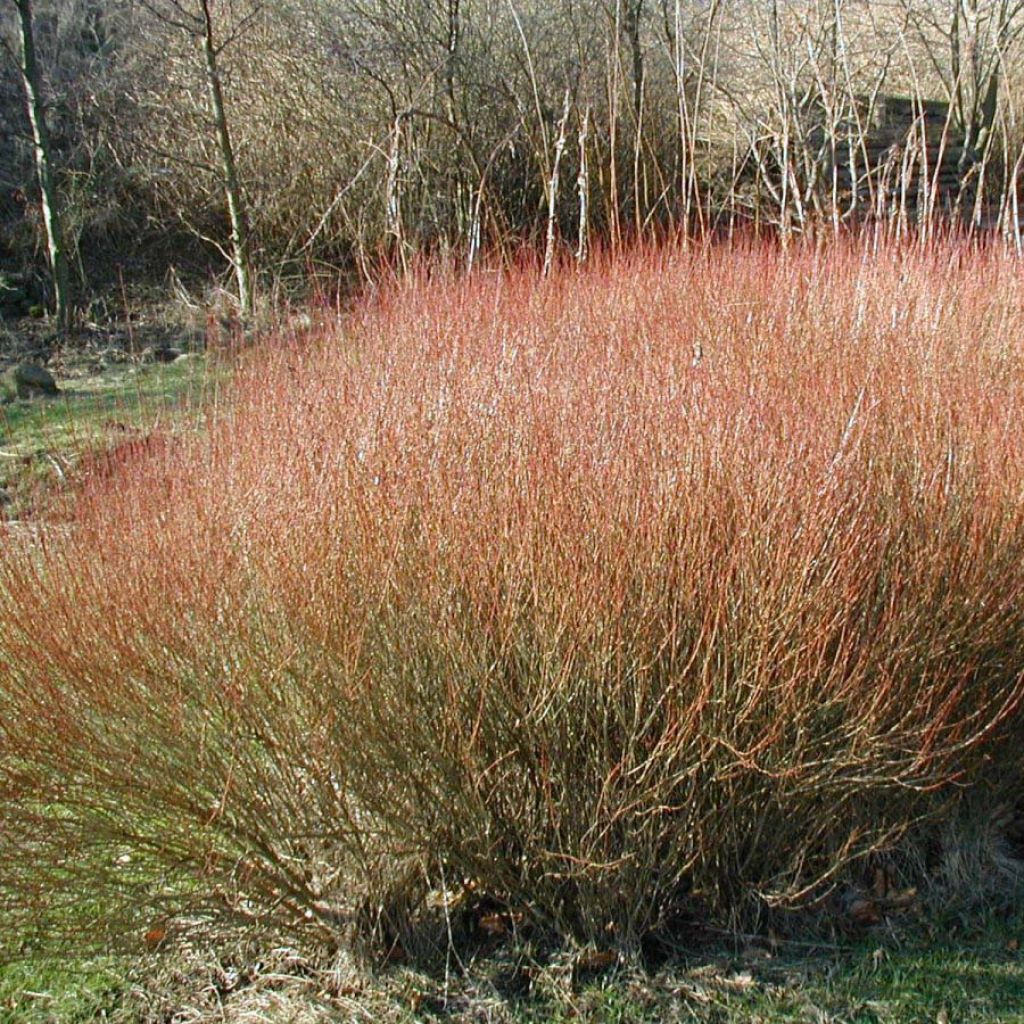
<box><xmin>4</xmin><ymin>920</ymin><xmax>1024</xmax><ymax>1021</ymax></box>
<box><xmin>690</xmin><ymin>930</ymin><xmax>1024</xmax><ymax>1023</ymax></box>
<box><xmin>0</xmin><ymin>358</ymin><xmax>207</xmax><ymax>452</ymax></box>
<box><xmin>0</xmin><ymin>960</ymin><xmax>128</xmax><ymax>1024</ymax></box>
<box><xmin>0</xmin><ymin>356</ymin><xmax>216</xmax><ymax>516</ymax></box>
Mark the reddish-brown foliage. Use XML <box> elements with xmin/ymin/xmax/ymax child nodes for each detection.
<box><xmin>4</xmin><ymin>237</ymin><xmax>1024</xmax><ymax>951</ymax></box>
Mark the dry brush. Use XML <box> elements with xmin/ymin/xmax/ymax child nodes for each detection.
<box><xmin>3</xmin><ymin>237</ymin><xmax>1024</xmax><ymax>955</ymax></box>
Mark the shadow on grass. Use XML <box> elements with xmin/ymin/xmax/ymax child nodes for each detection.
<box><xmin>1</xmin><ymin>915</ymin><xmax>1023</xmax><ymax>1022</ymax></box>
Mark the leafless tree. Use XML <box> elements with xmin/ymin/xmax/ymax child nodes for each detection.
<box><xmin>898</xmin><ymin>0</ymin><xmax>1024</xmax><ymax>215</ymax></box>
<box><xmin>3</xmin><ymin>0</ymin><xmax>70</xmax><ymax>330</ymax></box>
<box><xmin>140</xmin><ymin>0</ymin><xmax>261</xmax><ymax>312</ymax></box>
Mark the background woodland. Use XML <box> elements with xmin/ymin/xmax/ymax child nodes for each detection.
<box><xmin>3</xmin><ymin>0</ymin><xmax>1024</xmax><ymax>308</ymax></box>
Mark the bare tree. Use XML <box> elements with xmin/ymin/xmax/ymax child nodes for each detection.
<box><xmin>141</xmin><ymin>0</ymin><xmax>259</xmax><ymax>312</ymax></box>
<box><xmin>5</xmin><ymin>0</ymin><xmax>70</xmax><ymax>331</ymax></box>
<box><xmin>9</xmin><ymin>0</ymin><xmax>1024</xmax><ymax>291</ymax></box>
<box><xmin>899</xmin><ymin>0</ymin><xmax>1024</xmax><ymax>214</ymax></box>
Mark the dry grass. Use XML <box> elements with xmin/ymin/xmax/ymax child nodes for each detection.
<box><xmin>3</xmin><ymin>236</ymin><xmax>1024</xmax><ymax>961</ymax></box>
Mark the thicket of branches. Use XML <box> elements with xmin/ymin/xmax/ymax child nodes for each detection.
<box><xmin>3</xmin><ymin>0</ymin><xmax>1024</xmax><ymax>304</ymax></box>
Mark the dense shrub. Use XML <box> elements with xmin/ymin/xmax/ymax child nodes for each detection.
<box><xmin>3</xmin><ymin>238</ymin><xmax>1024</xmax><ymax>954</ymax></box>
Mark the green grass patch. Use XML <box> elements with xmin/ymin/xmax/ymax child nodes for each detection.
<box><xmin>0</xmin><ymin>358</ymin><xmax>211</xmax><ymax>455</ymax></box>
<box><xmin>0</xmin><ymin>959</ymin><xmax>129</xmax><ymax>1023</ymax></box>
<box><xmin>8</xmin><ymin>924</ymin><xmax>1024</xmax><ymax>1023</ymax></box>
<box><xmin>670</xmin><ymin>931</ymin><xmax>1024</xmax><ymax>1024</ymax></box>
<box><xmin>407</xmin><ymin>922</ymin><xmax>1024</xmax><ymax>1023</ymax></box>
<box><xmin>0</xmin><ymin>357</ymin><xmax>218</xmax><ymax>515</ymax></box>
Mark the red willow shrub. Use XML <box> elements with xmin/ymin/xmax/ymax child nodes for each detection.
<box><xmin>4</xmin><ymin>238</ymin><xmax>1024</xmax><ymax>952</ymax></box>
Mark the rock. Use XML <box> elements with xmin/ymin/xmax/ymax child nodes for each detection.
<box><xmin>9</xmin><ymin>362</ymin><xmax>59</xmax><ymax>399</ymax></box>
<box><xmin>139</xmin><ymin>345</ymin><xmax>183</xmax><ymax>364</ymax></box>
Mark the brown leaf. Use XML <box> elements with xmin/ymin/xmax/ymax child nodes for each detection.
<box><xmin>478</xmin><ymin>913</ymin><xmax>509</xmax><ymax>936</ymax></box>
<box><xmin>717</xmin><ymin>971</ymin><xmax>756</xmax><ymax>992</ymax></box>
<box><xmin>885</xmin><ymin>887</ymin><xmax>918</xmax><ymax>909</ymax></box>
<box><xmin>848</xmin><ymin>898</ymin><xmax>882</xmax><ymax>926</ymax></box>
<box><xmin>143</xmin><ymin>926</ymin><xmax>167</xmax><ymax>950</ymax></box>
<box><xmin>576</xmin><ymin>950</ymin><xmax>617</xmax><ymax>971</ymax></box>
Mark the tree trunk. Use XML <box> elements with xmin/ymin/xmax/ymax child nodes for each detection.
<box><xmin>622</xmin><ymin>0</ymin><xmax>644</xmax><ymax>127</ymax></box>
<box><xmin>13</xmin><ymin>0</ymin><xmax>70</xmax><ymax>332</ymax></box>
<box><xmin>200</xmin><ymin>0</ymin><xmax>252</xmax><ymax>314</ymax></box>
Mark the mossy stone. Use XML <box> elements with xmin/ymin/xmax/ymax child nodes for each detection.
<box><xmin>3</xmin><ymin>363</ymin><xmax>59</xmax><ymax>399</ymax></box>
